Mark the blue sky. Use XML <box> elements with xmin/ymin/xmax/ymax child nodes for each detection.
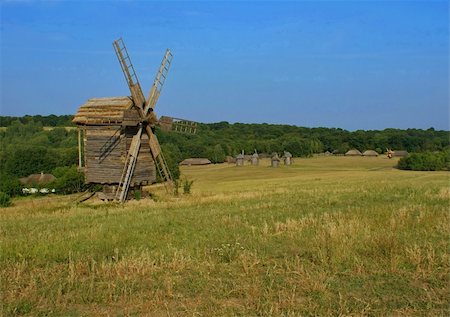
<box><xmin>1</xmin><ymin>0</ymin><xmax>448</xmax><ymax>130</ymax></box>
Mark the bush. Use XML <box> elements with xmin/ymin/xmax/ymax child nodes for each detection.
<box><xmin>0</xmin><ymin>191</ymin><xmax>11</xmax><ymax>207</ymax></box>
<box><xmin>398</xmin><ymin>151</ymin><xmax>450</xmax><ymax>171</ymax></box>
<box><xmin>183</xmin><ymin>178</ymin><xmax>194</xmax><ymax>194</ymax></box>
<box><xmin>0</xmin><ymin>174</ymin><xmax>22</xmax><ymax>196</ymax></box>
<box><xmin>51</xmin><ymin>166</ymin><xmax>85</xmax><ymax>194</ymax></box>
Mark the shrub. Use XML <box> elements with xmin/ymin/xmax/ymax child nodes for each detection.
<box><xmin>0</xmin><ymin>174</ymin><xmax>22</xmax><ymax>196</ymax></box>
<box><xmin>183</xmin><ymin>178</ymin><xmax>194</xmax><ymax>194</ymax></box>
<box><xmin>0</xmin><ymin>191</ymin><xmax>11</xmax><ymax>207</ymax></box>
<box><xmin>398</xmin><ymin>151</ymin><xmax>450</xmax><ymax>171</ymax></box>
<box><xmin>173</xmin><ymin>179</ymin><xmax>180</xmax><ymax>196</ymax></box>
<box><xmin>51</xmin><ymin>166</ymin><xmax>85</xmax><ymax>194</ymax></box>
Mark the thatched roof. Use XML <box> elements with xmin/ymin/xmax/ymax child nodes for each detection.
<box><xmin>20</xmin><ymin>173</ymin><xmax>56</xmax><ymax>186</ymax></box>
<box><xmin>345</xmin><ymin>149</ymin><xmax>362</xmax><ymax>156</ymax></box>
<box><xmin>283</xmin><ymin>151</ymin><xmax>292</xmax><ymax>158</ymax></box>
<box><xmin>236</xmin><ymin>153</ymin><xmax>244</xmax><ymax>159</ymax></box>
<box><xmin>252</xmin><ymin>153</ymin><xmax>259</xmax><ymax>158</ymax></box>
<box><xmin>72</xmin><ymin>97</ymin><xmax>134</xmax><ymax>125</ymax></box>
<box><xmin>179</xmin><ymin>158</ymin><xmax>211</xmax><ymax>166</ymax></box>
<box><xmin>393</xmin><ymin>150</ymin><xmax>409</xmax><ymax>157</ymax></box>
<box><xmin>271</xmin><ymin>153</ymin><xmax>280</xmax><ymax>161</ymax></box>
<box><xmin>226</xmin><ymin>156</ymin><xmax>236</xmax><ymax>163</ymax></box>
<box><xmin>363</xmin><ymin>150</ymin><xmax>378</xmax><ymax>156</ymax></box>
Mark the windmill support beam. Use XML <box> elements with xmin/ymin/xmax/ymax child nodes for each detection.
<box><xmin>78</xmin><ymin>128</ymin><xmax>82</xmax><ymax>169</ymax></box>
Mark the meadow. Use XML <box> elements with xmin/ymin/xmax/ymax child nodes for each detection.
<box><xmin>1</xmin><ymin>156</ymin><xmax>449</xmax><ymax>316</ymax></box>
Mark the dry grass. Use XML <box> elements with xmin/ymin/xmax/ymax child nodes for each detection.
<box><xmin>1</xmin><ymin>156</ymin><xmax>449</xmax><ymax>316</ymax></box>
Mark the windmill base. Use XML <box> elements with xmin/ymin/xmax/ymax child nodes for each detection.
<box><xmin>97</xmin><ymin>184</ymin><xmax>145</xmax><ymax>201</ymax></box>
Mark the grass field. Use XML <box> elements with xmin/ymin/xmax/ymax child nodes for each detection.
<box><xmin>1</xmin><ymin>156</ymin><xmax>449</xmax><ymax>316</ymax></box>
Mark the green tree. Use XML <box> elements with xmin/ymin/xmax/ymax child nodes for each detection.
<box><xmin>207</xmin><ymin>144</ymin><xmax>226</xmax><ymax>163</ymax></box>
<box><xmin>161</xmin><ymin>144</ymin><xmax>182</xmax><ymax>180</ymax></box>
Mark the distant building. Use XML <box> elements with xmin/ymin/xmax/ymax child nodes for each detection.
<box><xmin>392</xmin><ymin>150</ymin><xmax>409</xmax><ymax>157</ymax></box>
<box><xmin>251</xmin><ymin>151</ymin><xmax>259</xmax><ymax>166</ymax></box>
<box><xmin>271</xmin><ymin>153</ymin><xmax>281</xmax><ymax>167</ymax></box>
<box><xmin>345</xmin><ymin>149</ymin><xmax>362</xmax><ymax>156</ymax></box>
<box><xmin>258</xmin><ymin>153</ymin><xmax>271</xmax><ymax>159</ymax></box>
<box><xmin>236</xmin><ymin>153</ymin><xmax>245</xmax><ymax>166</ymax></box>
<box><xmin>362</xmin><ymin>150</ymin><xmax>379</xmax><ymax>157</ymax></box>
<box><xmin>179</xmin><ymin>158</ymin><xmax>211</xmax><ymax>166</ymax></box>
<box><xmin>283</xmin><ymin>151</ymin><xmax>292</xmax><ymax>165</ymax></box>
<box><xmin>225</xmin><ymin>156</ymin><xmax>236</xmax><ymax>164</ymax></box>
<box><xmin>19</xmin><ymin>172</ymin><xmax>56</xmax><ymax>186</ymax></box>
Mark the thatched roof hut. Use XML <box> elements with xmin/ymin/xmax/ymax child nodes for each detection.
<box><xmin>179</xmin><ymin>158</ymin><xmax>211</xmax><ymax>166</ymax></box>
<box><xmin>363</xmin><ymin>150</ymin><xmax>378</xmax><ymax>157</ymax></box>
<box><xmin>345</xmin><ymin>149</ymin><xmax>362</xmax><ymax>156</ymax></box>
<box><xmin>20</xmin><ymin>173</ymin><xmax>56</xmax><ymax>186</ymax></box>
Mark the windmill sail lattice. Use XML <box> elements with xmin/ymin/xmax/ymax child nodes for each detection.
<box><xmin>112</xmin><ymin>38</ymin><xmax>174</xmax><ymax>201</ymax></box>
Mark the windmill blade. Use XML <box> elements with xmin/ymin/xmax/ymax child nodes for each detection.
<box><xmin>115</xmin><ymin>127</ymin><xmax>143</xmax><ymax>202</ymax></box>
<box><xmin>159</xmin><ymin>116</ymin><xmax>197</xmax><ymax>134</ymax></box>
<box><xmin>143</xmin><ymin>49</ymin><xmax>173</xmax><ymax>115</ymax></box>
<box><xmin>113</xmin><ymin>38</ymin><xmax>146</xmax><ymax>110</ymax></box>
<box><xmin>144</xmin><ymin>125</ymin><xmax>173</xmax><ymax>184</ymax></box>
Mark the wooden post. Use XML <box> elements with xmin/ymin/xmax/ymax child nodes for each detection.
<box><xmin>78</xmin><ymin>128</ymin><xmax>82</xmax><ymax>168</ymax></box>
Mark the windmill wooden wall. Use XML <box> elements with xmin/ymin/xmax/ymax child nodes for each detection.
<box><xmin>74</xmin><ymin>97</ymin><xmax>156</xmax><ymax>186</ymax></box>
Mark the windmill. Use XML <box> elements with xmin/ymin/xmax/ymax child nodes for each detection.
<box><xmin>73</xmin><ymin>38</ymin><xmax>197</xmax><ymax>202</ymax></box>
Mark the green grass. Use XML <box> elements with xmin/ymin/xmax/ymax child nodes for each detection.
<box><xmin>1</xmin><ymin>156</ymin><xmax>449</xmax><ymax>316</ymax></box>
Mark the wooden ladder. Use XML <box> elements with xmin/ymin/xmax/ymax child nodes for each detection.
<box><xmin>115</xmin><ymin>128</ymin><xmax>142</xmax><ymax>202</ymax></box>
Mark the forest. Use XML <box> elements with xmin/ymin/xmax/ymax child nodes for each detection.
<box><xmin>0</xmin><ymin>115</ymin><xmax>448</xmax><ymax>198</ymax></box>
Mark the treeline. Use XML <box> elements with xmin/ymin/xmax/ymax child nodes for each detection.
<box><xmin>1</xmin><ymin>116</ymin><xmax>449</xmax><ymax>191</ymax></box>
<box><xmin>157</xmin><ymin>121</ymin><xmax>449</xmax><ymax>160</ymax></box>
<box><xmin>0</xmin><ymin>115</ymin><xmax>74</xmax><ymax>127</ymax></box>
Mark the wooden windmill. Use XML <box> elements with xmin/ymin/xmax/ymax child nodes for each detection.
<box><xmin>73</xmin><ymin>38</ymin><xmax>197</xmax><ymax>202</ymax></box>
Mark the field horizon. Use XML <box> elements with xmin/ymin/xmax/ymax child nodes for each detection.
<box><xmin>1</xmin><ymin>156</ymin><xmax>449</xmax><ymax>316</ymax></box>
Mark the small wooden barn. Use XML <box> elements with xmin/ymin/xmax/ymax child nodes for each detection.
<box><xmin>179</xmin><ymin>158</ymin><xmax>211</xmax><ymax>166</ymax></box>
<box><xmin>283</xmin><ymin>151</ymin><xmax>292</xmax><ymax>165</ymax></box>
<box><xmin>363</xmin><ymin>150</ymin><xmax>379</xmax><ymax>157</ymax></box>
<box><xmin>72</xmin><ymin>97</ymin><xmax>156</xmax><ymax>187</ymax></box>
<box><xmin>345</xmin><ymin>149</ymin><xmax>362</xmax><ymax>156</ymax></box>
